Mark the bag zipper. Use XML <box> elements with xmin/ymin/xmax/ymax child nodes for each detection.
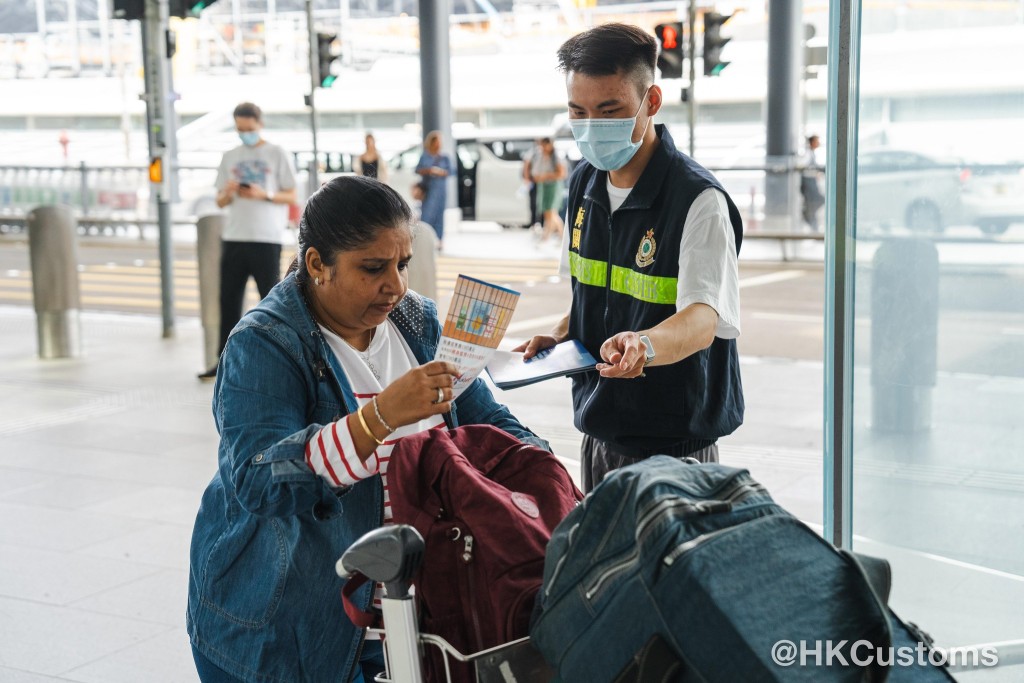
<box><xmin>662</xmin><ymin>504</ymin><xmax>780</xmax><ymax>566</ymax></box>
<box><xmin>545</xmin><ymin>473</ymin><xmax>757</xmax><ymax>600</ymax></box>
<box><xmin>457</xmin><ymin>529</ymin><xmax>486</xmax><ymax>651</ymax></box>
<box><xmin>583</xmin><ymin>481</ymin><xmax>765</xmax><ymax>602</ymax></box>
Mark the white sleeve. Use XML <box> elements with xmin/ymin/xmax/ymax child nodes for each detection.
<box><xmin>677</xmin><ymin>188</ymin><xmax>741</xmax><ymax>339</ymax></box>
<box><xmin>214</xmin><ymin>150</ymin><xmax>231</xmax><ymax>192</ymax></box>
<box><xmin>276</xmin><ymin>145</ymin><xmax>297</xmax><ymax>191</ymax></box>
<box><xmin>558</xmin><ymin>218</ymin><xmax>571</xmax><ymax>278</ymax></box>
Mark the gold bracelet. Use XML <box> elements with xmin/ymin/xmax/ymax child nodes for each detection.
<box><xmin>355</xmin><ymin>405</ymin><xmax>385</xmax><ymax>446</ymax></box>
<box><xmin>372</xmin><ymin>396</ymin><xmax>395</xmax><ymax>434</ymax></box>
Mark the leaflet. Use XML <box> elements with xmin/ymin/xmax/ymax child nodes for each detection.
<box><xmin>485</xmin><ymin>340</ymin><xmax>597</xmax><ymax>390</ymax></box>
<box><xmin>434</xmin><ymin>275</ymin><xmax>520</xmax><ymax>397</ymax></box>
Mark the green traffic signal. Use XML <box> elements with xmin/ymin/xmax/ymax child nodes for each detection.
<box><xmin>317</xmin><ymin>32</ymin><xmax>339</xmax><ymax>88</ymax></box>
<box><xmin>703</xmin><ymin>11</ymin><xmax>733</xmax><ymax>77</ymax></box>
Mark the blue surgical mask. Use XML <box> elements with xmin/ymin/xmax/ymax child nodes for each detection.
<box><xmin>238</xmin><ymin>131</ymin><xmax>260</xmax><ymax>147</ymax></box>
<box><xmin>568</xmin><ymin>90</ymin><xmax>652</xmax><ymax>171</ymax></box>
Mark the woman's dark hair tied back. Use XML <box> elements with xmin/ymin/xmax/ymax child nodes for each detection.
<box><xmin>295</xmin><ymin>176</ymin><xmax>413</xmax><ymax>286</ymax></box>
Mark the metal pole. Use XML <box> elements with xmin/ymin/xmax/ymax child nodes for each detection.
<box><xmin>143</xmin><ymin>0</ymin><xmax>176</xmax><ymax>339</ymax></box>
<box><xmin>78</xmin><ymin>161</ymin><xmax>89</xmax><ymax>215</ymax></box>
<box><xmin>305</xmin><ymin>0</ymin><xmax>320</xmax><ymax>188</ymax></box>
<box><xmin>232</xmin><ymin>0</ymin><xmax>245</xmax><ymax>73</ymax></box>
<box><xmin>67</xmin><ymin>0</ymin><xmax>80</xmax><ymax>76</ymax></box>
<box><xmin>686</xmin><ymin>1</ymin><xmax>697</xmax><ymax>158</ymax></box>
<box><xmin>98</xmin><ymin>0</ymin><xmax>112</xmax><ymax>76</ymax></box>
<box><xmin>27</xmin><ymin>205</ymin><xmax>81</xmax><ymax>359</ymax></box>
<box><xmin>418</xmin><ymin>0</ymin><xmax>454</xmax><ymax>207</ymax></box>
<box><xmin>764</xmin><ymin>0</ymin><xmax>803</xmax><ymax>232</ymax></box>
<box><xmin>339</xmin><ymin>0</ymin><xmax>351</xmax><ymax>67</ymax></box>
<box><xmin>196</xmin><ymin>215</ymin><xmax>223</xmax><ymax>370</ymax></box>
<box><xmin>823</xmin><ymin>0</ymin><xmax>861</xmax><ymax>550</ymax></box>
<box><xmin>34</xmin><ymin>0</ymin><xmax>46</xmax><ymax>36</ymax></box>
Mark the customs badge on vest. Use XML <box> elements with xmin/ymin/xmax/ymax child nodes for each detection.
<box><xmin>635</xmin><ymin>228</ymin><xmax>657</xmax><ymax>268</ymax></box>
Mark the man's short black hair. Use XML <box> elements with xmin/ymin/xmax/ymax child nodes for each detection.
<box><xmin>556</xmin><ymin>23</ymin><xmax>657</xmax><ymax>96</ymax></box>
<box><xmin>233</xmin><ymin>102</ymin><xmax>262</xmax><ymax>122</ymax></box>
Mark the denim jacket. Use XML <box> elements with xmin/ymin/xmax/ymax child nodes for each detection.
<box><xmin>187</xmin><ymin>273</ymin><xmax>547</xmax><ymax>683</ymax></box>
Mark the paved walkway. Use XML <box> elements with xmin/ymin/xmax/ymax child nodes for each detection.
<box><xmin>0</xmin><ymin>223</ymin><xmax>1019</xmax><ymax>681</ymax></box>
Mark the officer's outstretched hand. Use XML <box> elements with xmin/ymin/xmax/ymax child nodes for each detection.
<box><xmin>512</xmin><ymin>335</ymin><xmax>558</xmax><ymax>360</ymax></box>
<box><xmin>597</xmin><ymin>331</ymin><xmax>647</xmax><ymax>379</ymax></box>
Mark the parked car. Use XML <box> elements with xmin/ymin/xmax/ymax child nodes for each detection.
<box><xmin>960</xmin><ymin>163</ymin><xmax>1024</xmax><ymax>235</ymax></box>
<box><xmin>387</xmin><ymin>131</ymin><xmax>578</xmax><ymax>229</ymax></box>
<box><xmin>387</xmin><ymin>135</ymin><xmax>532</xmax><ymax>228</ymax></box>
<box><xmin>856</xmin><ymin>149</ymin><xmax>968</xmax><ymax>234</ymax></box>
<box><xmin>856</xmin><ymin>149</ymin><xmax>1024</xmax><ymax>236</ymax></box>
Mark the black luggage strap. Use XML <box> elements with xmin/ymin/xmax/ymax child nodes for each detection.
<box><xmin>612</xmin><ymin>633</ymin><xmax>684</xmax><ymax>683</ymax></box>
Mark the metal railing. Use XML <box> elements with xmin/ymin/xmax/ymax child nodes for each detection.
<box><xmin>0</xmin><ymin>162</ymin><xmax>312</xmax><ymax>238</ymax></box>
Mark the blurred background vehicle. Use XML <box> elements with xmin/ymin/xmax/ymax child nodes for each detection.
<box><xmin>388</xmin><ymin>131</ymin><xmax>547</xmax><ymax>229</ymax></box>
<box><xmin>960</xmin><ymin>164</ymin><xmax>1024</xmax><ymax>236</ymax></box>
<box><xmin>856</xmin><ymin>149</ymin><xmax>1024</xmax><ymax>236</ymax></box>
<box><xmin>856</xmin><ymin>149</ymin><xmax>968</xmax><ymax>234</ymax></box>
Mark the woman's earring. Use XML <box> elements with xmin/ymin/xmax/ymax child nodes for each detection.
<box><xmin>314</xmin><ymin>276</ymin><xmax>321</xmax><ymax>286</ymax></box>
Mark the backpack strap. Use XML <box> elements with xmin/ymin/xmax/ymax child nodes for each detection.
<box><xmin>340</xmin><ymin>573</ymin><xmax>381</xmax><ymax>629</ymax></box>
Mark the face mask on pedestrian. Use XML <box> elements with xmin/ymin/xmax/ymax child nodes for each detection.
<box><xmin>238</xmin><ymin>131</ymin><xmax>261</xmax><ymax>147</ymax></box>
<box><xmin>568</xmin><ymin>89</ymin><xmax>652</xmax><ymax>172</ymax></box>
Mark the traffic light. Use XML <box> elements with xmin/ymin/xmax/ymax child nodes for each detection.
<box><xmin>112</xmin><ymin>0</ymin><xmax>218</xmax><ymax>20</ymax></box>
<box><xmin>703</xmin><ymin>11</ymin><xmax>733</xmax><ymax>77</ymax></box>
<box><xmin>654</xmin><ymin>22</ymin><xmax>684</xmax><ymax>80</ymax></box>
<box><xmin>316</xmin><ymin>32</ymin><xmax>339</xmax><ymax>88</ymax></box>
<box><xmin>179</xmin><ymin>0</ymin><xmax>218</xmax><ymax>16</ymax></box>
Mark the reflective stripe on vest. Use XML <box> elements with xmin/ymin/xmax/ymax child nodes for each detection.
<box><xmin>569</xmin><ymin>252</ymin><xmax>677</xmax><ymax>305</ymax></box>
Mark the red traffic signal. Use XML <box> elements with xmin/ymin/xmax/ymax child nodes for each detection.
<box><xmin>654</xmin><ymin>22</ymin><xmax>684</xmax><ymax>80</ymax></box>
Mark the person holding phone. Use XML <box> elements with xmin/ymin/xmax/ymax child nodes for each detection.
<box><xmin>200</xmin><ymin>102</ymin><xmax>298</xmax><ymax>381</ymax></box>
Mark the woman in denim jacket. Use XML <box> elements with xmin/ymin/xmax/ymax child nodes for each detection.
<box><xmin>187</xmin><ymin>176</ymin><xmax>548</xmax><ymax>683</ymax></box>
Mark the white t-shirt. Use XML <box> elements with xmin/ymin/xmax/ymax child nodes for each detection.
<box><xmin>215</xmin><ymin>141</ymin><xmax>297</xmax><ymax>244</ymax></box>
<box><xmin>559</xmin><ymin>183</ymin><xmax>741</xmax><ymax>339</ymax></box>
<box><xmin>305</xmin><ymin>319</ymin><xmax>445</xmax><ymax>513</ymax></box>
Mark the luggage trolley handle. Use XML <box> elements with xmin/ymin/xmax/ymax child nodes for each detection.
<box><xmin>338</xmin><ymin>525</ymin><xmax>427</xmax><ymax>683</ymax></box>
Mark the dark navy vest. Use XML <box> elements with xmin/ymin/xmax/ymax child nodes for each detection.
<box><xmin>566</xmin><ymin>125</ymin><xmax>744</xmax><ymax>456</ymax></box>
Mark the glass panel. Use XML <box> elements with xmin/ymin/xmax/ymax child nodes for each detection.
<box><xmin>848</xmin><ymin>0</ymin><xmax>1024</xmax><ymax>663</ymax></box>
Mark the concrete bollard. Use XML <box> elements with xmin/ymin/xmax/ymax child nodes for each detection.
<box><xmin>27</xmin><ymin>205</ymin><xmax>82</xmax><ymax>359</ymax></box>
<box><xmin>408</xmin><ymin>221</ymin><xmax>438</xmax><ymax>301</ymax></box>
<box><xmin>196</xmin><ymin>215</ymin><xmax>223</xmax><ymax>371</ymax></box>
<box><xmin>870</xmin><ymin>238</ymin><xmax>939</xmax><ymax>433</ymax></box>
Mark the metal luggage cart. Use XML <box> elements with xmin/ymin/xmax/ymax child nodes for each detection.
<box><xmin>337</xmin><ymin>525</ymin><xmax>555</xmax><ymax>683</ymax></box>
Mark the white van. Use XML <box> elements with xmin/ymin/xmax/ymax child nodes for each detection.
<box><xmin>387</xmin><ymin>130</ymin><xmax>577</xmax><ymax>229</ymax></box>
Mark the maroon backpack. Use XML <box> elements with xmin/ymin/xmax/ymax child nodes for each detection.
<box><xmin>387</xmin><ymin>424</ymin><xmax>583</xmax><ymax>683</ymax></box>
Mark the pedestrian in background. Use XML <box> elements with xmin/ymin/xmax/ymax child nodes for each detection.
<box><xmin>415</xmin><ymin>130</ymin><xmax>452</xmax><ymax>248</ymax></box>
<box><xmin>801</xmin><ymin>134</ymin><xmax>825</xmax><ymax>231</ymax></box>
<box><xmin>516</xmin><ymin>23</ymin><xmax>744</xmax><ymax>492</ymax></box>
<box><xmin>198</xmin><ymin>101</ymin><xmax>297</xmax><ymax>381</ymax></box>
<box><xmin>187</xmin><ymin>176</ymin><xmax>547</xmax><ymax>683</ymax></box>
<box><xmin>531</xmin><ymin>136</ymin><xmax>567</xmax><ymax>245</ymax></box>
<box><xmin>521</xmin><ymin>139</ymin><xmax>542</xmax><ymax>230</ymax></box>
<box><xmin>353</xmin><ymin>131</ymin><xmax>388</xmax><ymax>182</ymax></box>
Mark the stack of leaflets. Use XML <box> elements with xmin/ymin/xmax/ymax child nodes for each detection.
<box><xmin>433</xmin><ymin>275</ymin><xmax>521</xmax><ymax>397</ymax></box>
<box><xmin>433</xmin><ymin>275</ymin><xmax>597</xmax><ymax>393</ymax></box>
